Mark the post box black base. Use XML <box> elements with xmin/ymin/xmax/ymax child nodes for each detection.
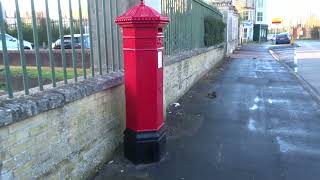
<box><xmin>124</xmin><ymin>127</ymin><xmax>166</xmax><ymax>164</ymax></box>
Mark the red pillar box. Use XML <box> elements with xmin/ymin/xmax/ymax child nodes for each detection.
<box><xmin>115</xmin><ymin>1</ymin><xmax>169</xmax><ymax>164</ymax></box>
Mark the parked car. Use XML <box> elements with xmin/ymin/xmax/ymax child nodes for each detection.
<box><xmin>53</xmin><ymin>34</ymin><xmax>90</xmax><ymax>49</ymax></box>
<box><xmin>275</xmin><ymin>33</ymin><xmax>291</xmax><ymax>44</ymax></box>
<box><xmin>267</xmin><ymin>34</ymin><xmax>276</xmax><ymax>41</ymax></box>
<box><xmin>0</xmin><ymin>33</ymin><xmax>33</xmax><ymax>50</ymax></box>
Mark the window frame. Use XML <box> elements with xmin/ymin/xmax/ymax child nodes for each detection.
<box><xmin>257</xmin><ymin>12</ymin><xmax>263</xmax><ymax>22</ymax></box>
<box><xmin>243</xmin><ymin>11</ymin><xmax>249</xmax><ymax>21</ymax></box>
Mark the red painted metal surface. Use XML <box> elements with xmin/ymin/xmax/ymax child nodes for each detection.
<box><xmin>116</xmin><ymin>2</ymin><xmax>169</xmax><ymax>132</ymax></box>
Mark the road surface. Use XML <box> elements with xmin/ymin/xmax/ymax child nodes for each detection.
<box><xmin>271</xmin><ymin>40</ymin><xmax>320</xmax><ymax>95</ymax></box>
<box><xmin>95</xmin><ymin>44</ymin><xmax>320</xmax><ymax>180</ymax></box>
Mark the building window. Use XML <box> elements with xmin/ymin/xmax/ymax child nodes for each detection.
<box><xmin>257</xmin><ymin>12</ymin><xmax>263</xmax><ymax>22</ymax></box>
<box><xmin>243</xmin><ymin>11</ymin><xmax>249</xmax><ymax>21</ymax></box>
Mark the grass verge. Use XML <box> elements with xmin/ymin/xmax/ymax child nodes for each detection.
<box><xmin>0</xmin><ymin>66</ymin><xmax>86</xmax><ymax>81</ymax></box>
<box><xmin>0</xmin><ymin>66</ymin><xmax>89</xmax><ymax>91</ymax></box>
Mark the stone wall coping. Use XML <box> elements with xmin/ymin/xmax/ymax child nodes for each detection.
<box><xmin>164</xmin><ymin>43</ymin><xmax>225</xmax><ymax>66</ymax></box>
<box><xmin>0</xmin><ymin>72</ymin><xmax>124</xmax><ymax>128</ymax></box>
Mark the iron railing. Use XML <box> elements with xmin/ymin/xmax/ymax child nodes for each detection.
<box><xmin>0</xmin><ymin>0</ymin><xmax>122</xmax><ymax>98</ymax></box>
<box><xmin>161</xmin><ymin>0</ymin><xmax>223</xmax><ymax>55</ymax></box>
<box><xmin>0</xmin><ymin>0</ymin><xmax>223</xmax><ymax>99</ymax></box>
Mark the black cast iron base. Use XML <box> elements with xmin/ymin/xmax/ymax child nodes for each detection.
<box><xmin>124</xmin><ymin>127</ymin><xmax>166</xmax><ymax>164</ymax></box>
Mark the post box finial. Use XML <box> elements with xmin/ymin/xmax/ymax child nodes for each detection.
<box><xmin>140</xmin><ymin>0</ymin><xmax>144</xmax><ymax>5</ymax></box>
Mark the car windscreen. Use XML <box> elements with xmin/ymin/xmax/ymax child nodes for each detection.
<box><xmin>277</xmin><ymin>34</ymin><xmax>288</xmax><ymax>38</ymax></box>
<box><xmin>5</xmin><ymin>34</ymin><xmax>14</xmax><ymax>40</ymax></box>
<box><xmin>64</xmin><ymin>37</ymin><xmax>80</xmax><ymax>43</ymax></box>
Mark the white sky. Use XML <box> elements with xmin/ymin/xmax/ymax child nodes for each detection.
<box><xmin>267</xmin><ymin>0</ymin><xmax>320</xmax><ymax>25</ymax></box>
<box><xmin>0</xmin><ymin>0</ymin><xmax>87</xmax><ymax>19</ymax></box>
<box><xmin>1</xmin><ymin>0</ymin><xmax>320</xmax><ymax>23</ymax></box>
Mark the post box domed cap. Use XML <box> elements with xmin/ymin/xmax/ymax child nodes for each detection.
<box><xmin>115</xmin><ymin>1</ymin><xmax>169</xmax><ymax>24</ymax></box>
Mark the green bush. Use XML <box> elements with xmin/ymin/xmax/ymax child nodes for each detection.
<box><xmin>0</xmin><ymin>81</ymin><xmax>5</xmax><ymax>90</ymax></box>
<box><xmin>204</xmin><ymin>16</ymin><xmax>225</xmax><ymax>47</ymax></box>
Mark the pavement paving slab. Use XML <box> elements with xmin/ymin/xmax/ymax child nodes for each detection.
<box><xmin>94</xmin><ymin>44</ymin><xmax>320</xmax><ymax>180</ymax></box>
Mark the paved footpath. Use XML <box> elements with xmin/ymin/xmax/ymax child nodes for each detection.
<box><xmin>94</xmin><ymin>44</ymin><xmax>320</xmax><ymax>180</ymax></box>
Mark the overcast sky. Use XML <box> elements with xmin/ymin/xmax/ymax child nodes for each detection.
<box><xmin>1</xmin><ymin>0</ymin><xmax>320</xmax><ymax>22</ymax></box>
<box><xmin>0</xmin><ymin>0</ymin><xmax>86</xmax><ymax>19</ymax></box>
<box><xmin>267</xmin><ymin>0</ymin><xmax>320</xmax><ymax>24</ymax></box>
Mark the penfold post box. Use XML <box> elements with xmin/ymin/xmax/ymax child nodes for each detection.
<box><xmin>115</xmin><ymin>0</ymin><xmax>169</xmax><ymax>164</ymax></box>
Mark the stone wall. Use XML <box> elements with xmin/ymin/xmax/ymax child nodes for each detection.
<box><xmin>0</xmin><ymin>45</ymin><xmax>225</xmax><ymax>179</ymax></box>
<box><xmin>225</xmin><ymin>8</ymin><xmax>240</xmax><ymax>55</ymax></box>
<box><xmin>164</xmin><ymin>44</ymin><xmax>225</xmax><ymax>106</ymax></box>
<box><xmin>0</xmin><ymin>73</ymin><xmax>125</xmax><ymax>179</ymax></box>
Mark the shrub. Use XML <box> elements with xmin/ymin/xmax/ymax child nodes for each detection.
<box><xmin>204</xmin><ymin>16</ymin><xmax>225</xmax><ymax>47</ymax></box>
<box><xmin>0</xmin><ymin>81</ymin><xmax>5</xmax><ymax>90</ymax></box>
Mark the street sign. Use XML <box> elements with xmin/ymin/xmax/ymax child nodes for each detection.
<box><xmin>272</xmin><ymin>18</ymin><xmax>282</xmax><ymax>24</ymax></box>
<box><xmin>243</xmin><ymin>20</ymin><xmax>253</xmax><ymax>28</ymax></box>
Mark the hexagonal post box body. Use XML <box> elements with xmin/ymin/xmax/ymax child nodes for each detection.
<box><xmin>115</xmin><ymin>1</ymin><xmax>169</xmax><ymax>164</ymax></box>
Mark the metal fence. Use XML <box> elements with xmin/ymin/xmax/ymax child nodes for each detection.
<box><xmin>5</xmin><ymin>18</ymin><xmax>89</xmax><ymax>46</ymax></box>
<box><xmin>0</xmin><ymin>0</ymin><xmax>122</xmax><ymax>98</ymax></box>
<box><xmin>161</xmin><ymin>0</ymin><xmax>223</xmax><ymax>55</ymax></box>
<box><xmin>0</xmin><ymin>0</ymin><xmax>223</xmax><ymax>98</ymax></box>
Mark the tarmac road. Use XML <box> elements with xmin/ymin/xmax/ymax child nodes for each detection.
<box><xmin>271</xmin><ymin>40</ymin><xmax>320</xmax><ymax>95</ymax></box>
<box><xmin>95</xmin><ymin>44</ymin><xmax>320</xmax><ymax>180</ymax></box>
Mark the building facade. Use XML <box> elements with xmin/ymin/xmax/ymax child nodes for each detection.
<box><xmin>233</xmin><ymin>0</ymin><xmax>269</xmax><ymax>42</ymax></box>
<box><xmin>253</xmin><ymin>0</ymin><xmax>268</xmax><ymax>41</ymax></box>
<box><xmin>237</xmin><ymin>0</ymin><xmax>256</xmax><ymax>42</ymax></box>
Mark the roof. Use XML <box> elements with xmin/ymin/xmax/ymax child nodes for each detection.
<box><xmin>64</xmin><ymin>34</ymin><xmax>89</xmax><ymax>38</ymax></box>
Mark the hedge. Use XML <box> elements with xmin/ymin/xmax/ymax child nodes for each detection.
<box><xmin>204</xmin><ymin>16</ymin><xmax>225</xmax><ymax>47</ymax></box>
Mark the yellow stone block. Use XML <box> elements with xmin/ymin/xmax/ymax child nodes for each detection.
<box><xmin>29</xmin><ymin>124</ymin><xmax>48</xmax><ymax>137</ymax></box>
<box><xmin>13</xmin><ymin>161</ymin><xmax>33</xmax><ymax>177</ymax></box>
<box><xmin>10</xmin><ymin>141</ymin><xmax>32</xmax><ymax>155</ymax></box>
